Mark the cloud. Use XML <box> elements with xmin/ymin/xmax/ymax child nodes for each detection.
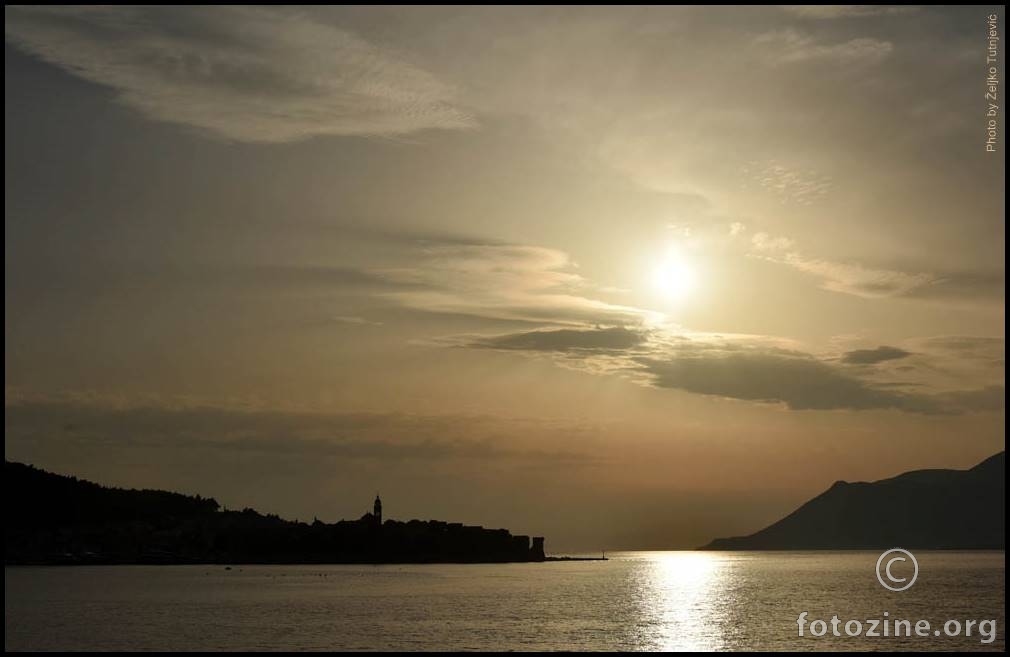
<box><xmin>9</xmin><ymin>230</ymin><xmax>661</xmax><ymax>332</ymax></box>
<box><xmin>6</xmin><ymin>261</ymin><xmax>408</xmax><ymax>306</ymax></box>
<box><xmin>461</xmin><ymin>328</ymin><xmax>1001</xmax><ymax>415</ymax></box>
<box><xmin>744</xmin><ymin>160</ymin><xmax>833</xmax><ymax>205</ymax></box>
<box><xmin>330</xmin><ymin>315</ymin><xmax>383</xmax><ymax>327</ymax></box>
<box><xmin>751</xmin><ymin>240</ymin><xmax>1003</xmax><ymax>302</ymax></box>
<box><xmin>636</xmin><ymin>345</ymin><xmax>1000</xmax><ymax>414</ymax></box>
<box><xmin>381</xmin><ymin>242</ymin><xmax>660</xmax><ymax>326</ymax></box>
<box><xmin>634</xmin><ymin>348</ymin><xmax>941</xmax><ymax>412</ymax></box>
<box><xmin>747</xmin><ymin>231</ymin><xmax>957</xmax><ymax>301</ymax></box>
<box><xmin>745</xmin><ymin>233</ymin><xmax>939</xmax><ymax>298</ymax></box>
<box><xmin>3</xmin><ymin>395</ymin><xmax>596</xmax><ymax>466</ymax></box>
<box><xmin>751</xmin><ymin>232</ymin><xmax>796</xmax><ymax>252</ymax></box>
<box><xmin>937</xmin><ymin>385</ymin><xmax>1005</xmax><ymax>413</ymax></box>
<box><xmin>757</xmin><ymin>29</ymin><xmax>893</xmax><ymax>65</ymax></box>
<box><xmin>841</xmin><ymin>345</ymin><xmax>912</xmax><ymax>365</ymax></box>
<box><xmin>779</xmin><ymin>6</ymin><xmax>920</xmax><ymax>20</ymax></box>
<box><xmin>907</xmin><ymin>336</ymin><xmax>1004</xmax><ymax>385</ymax></box>
<box><xmin>779</xmin><ymin>253</ymin><xmax>936</xmax><ymax>297</ymax></box>
<box><xmin>918</xmin><ymin>336</ymin><xmax>1004</xmax><ymax>359</ymax></box>
<box><xmin>471</xmin><ymin>326</ymin><xmax>649</xmax><ymax>353</ymax></box>
<box><xmin>901</xmin><ymin>271</ymin><xmax>1005</xmax><ymax>302</ymax></box>
<box><xmin>4</xmin><ymin>6</ymin><xmax>472</xmax><ymax>142</ymax></box>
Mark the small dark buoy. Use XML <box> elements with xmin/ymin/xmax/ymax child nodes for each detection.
<box><xmin>224</xmin><ymin>566</ymin><xmax>232</xmax><ymax>571</ymax></box>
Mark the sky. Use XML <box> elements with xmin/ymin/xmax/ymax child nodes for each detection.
<box><xmin>4</xmin><ymin>5</ymin><xmax>1005</xmax><ymax>550</ymax></box>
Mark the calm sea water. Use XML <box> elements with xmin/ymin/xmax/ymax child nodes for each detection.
<box><xmin>4</xmin><ymin>551</ymin><xmax>1004</xmax><ymax>651</ymax></box>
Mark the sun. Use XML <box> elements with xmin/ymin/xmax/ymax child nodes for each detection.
<box><xmin>652</xmin><ymin>251</ymin><xmax>697</xmax><ymax>301</ymax></box>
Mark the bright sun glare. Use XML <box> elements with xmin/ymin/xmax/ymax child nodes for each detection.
<box><xmin>652</xmin><ymin>250</ymin><xmax>697</xmax><ymax>301</ymax></box>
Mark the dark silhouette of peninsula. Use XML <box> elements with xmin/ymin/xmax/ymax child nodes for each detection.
<box><xmin>703</xmin><ymin>451</ymin><xmax>1004</xmax><ymax>550</ymax></box>
<box><xmin>4</xmin><ymin>461</ymin><xmax>546</xmax><ymax>565</ymax></box>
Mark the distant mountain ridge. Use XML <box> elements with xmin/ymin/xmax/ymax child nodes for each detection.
<box><xmin>703</xmin><ymin>451</ymin><xmax>1005</xmax><ymax>550</ymax></box>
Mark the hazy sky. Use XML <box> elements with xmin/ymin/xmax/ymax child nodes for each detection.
<box><xmin>4</xmin><ymin>6</ymin><xmax>1005</xmax><ymax>550</ymax></box>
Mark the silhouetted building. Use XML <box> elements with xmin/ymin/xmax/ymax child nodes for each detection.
<box><xmin>530</xmin><ymin>536</ymin><xmax>545</xmax><ymax>561</ymax></box>
<box><xmin>373</xmin><ymin>494</ymin><xmax>382</xmax><ymax>527</ymax></box>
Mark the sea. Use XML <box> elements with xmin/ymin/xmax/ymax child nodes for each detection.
<box><xmin>4</xmin><ymin>551</ymin><xmax>1004</xmax><ymax>651</ymax></box>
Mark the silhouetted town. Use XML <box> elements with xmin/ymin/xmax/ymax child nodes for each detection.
<box><xmin>5</xmin><ymin>461</ymin><xmax>546</xmax><ymax>565</ymax></box>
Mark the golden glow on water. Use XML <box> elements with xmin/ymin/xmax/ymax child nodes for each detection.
<box><xmin>3</xmin><ymin>553</ymin><xmax>1005</xmax><ymax>651</ymax></box>
<box><xmin>646</xmin><ymin>552</ymin><xmax>725</xmax><ymax>651</ymax></box>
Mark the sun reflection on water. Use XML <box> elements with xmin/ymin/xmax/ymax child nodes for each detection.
<box><xmin>639</xmin><ymin>552</ymin><xmax>730</xmax><ymax>651</ymax></box>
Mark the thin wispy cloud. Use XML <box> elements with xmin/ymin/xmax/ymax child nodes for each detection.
<box><xmin>753</xmin><ymin>245</ymin><xmax>1003</xmax><ymax>303</ymax></box>
<box><xmin>4</xmin><ymin>396</ymin><xmax>595</xmax><ymax>466</ymax></box>
<box><xmin>330</xmin><ymin>315</ymin><xmax>384</xmax><ymax>327</ymax></box>
<box><xmin>744</xmin><ymin>160</ymin><xmax>833</xmax><ymax>205</ymax></box>
<box><xmin>4</xmin><ymin>6</ymin><xmax>473</xmax><ymax>142</ymax></box>
<box><xmin>750</xmin><ymin>232</ymin><xmax>797</xmax><ymax>253</ymax></box>
<box><xmin>775</xmin><ymin>253</ymin><xmax>936</xmax><ymax>298</ymax></box>
<box><xmin>746</xmin><ymin>232</ymin><xmax>937</xmax><ymax>298</ymax></box>
<box><xmin>756</xmin><ymin>29</ymin><xmax>893</xmax><ymax>65</ymax></box>
<box><xmin>917</xmin><ymin>336</ymin><xmax>1005</xmax><ymax>360</ymax></box>
<box><xmin>380</xmin><ymin>242</ymin><xmax>660</xmax><ymax>326</ymax></box>
<box><xmin>7</xmin><ymin>232</ymin><xmax>661</xmax><ymax>332</ymax></box>
<box><xmin>779</xmin><ymin>6</ymin><xmax>920</xmax><ymax>20</ymax></box>
<box><xmin>903</xmin><ymin>336</ymin><xmax>1006</xmax><ymax>388</ymax></box>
